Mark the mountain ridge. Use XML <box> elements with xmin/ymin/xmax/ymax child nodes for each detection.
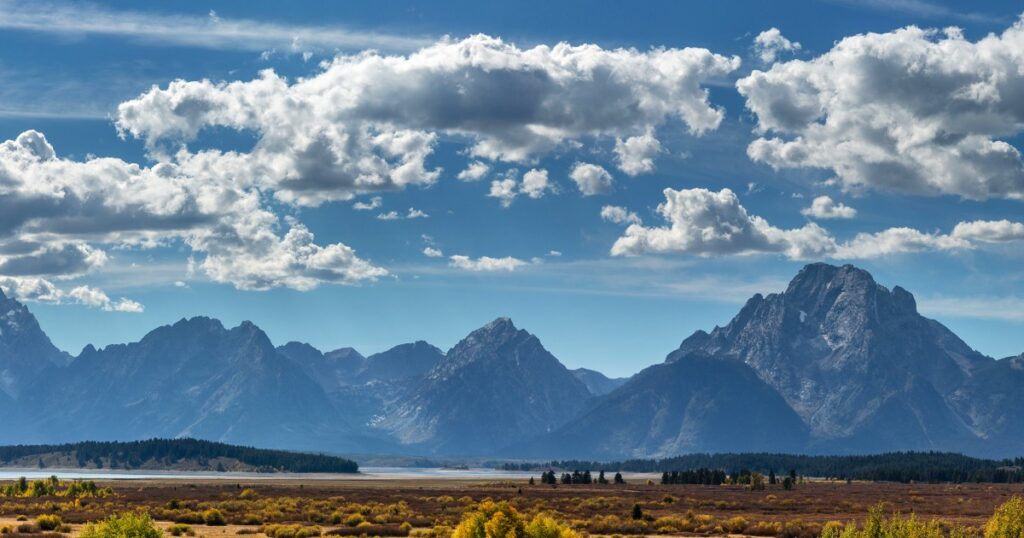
<box><xmin>0</xmin><ymin>263</ymin><xmax>1021</xmax><ymax>458</ymax></box>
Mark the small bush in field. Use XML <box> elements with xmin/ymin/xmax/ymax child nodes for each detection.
<box><xmin>36</xmin><ymin>515</ymin><xmax>62</xmax><ymax>531</ymax></box>
<box><xmin>168</xmin><ymin>523</ymin><xmax>195</xmax><ymax>536</ymax></box>
<box><xmin>203</xmin><ymin>508</ymin><xmax>227</xmax><ymax>526</ymax></box>
<box><xmin>80</xmin><ymin>512</ymin><xmax>163</xmax><ymax>538</ymax></box>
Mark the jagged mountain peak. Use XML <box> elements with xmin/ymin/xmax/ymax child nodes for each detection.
<box><xmin>0</xmin><ymin>292</ymin><xmax>71</xmax><ymax>398</ymax></box>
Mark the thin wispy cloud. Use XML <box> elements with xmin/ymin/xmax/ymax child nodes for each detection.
<box><xmin>0</xmin><ymin>1</ymin><xmax>432</xmax><ymax>52</ymax></box>
<box><xmin>826</xmin><ymin>0</ymin><xmax>1007</xmax><ymax>24</ymax></box>
<box><xmin>918</xmin><ymin>295</ymin><xmax>1024</xmax><ymax>322</ymax></box>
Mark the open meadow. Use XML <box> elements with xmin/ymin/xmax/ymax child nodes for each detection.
<box><xmin>1</xmin><ymin>476</ymin><xmax>1023</xmax><ymax>538</ymax></box>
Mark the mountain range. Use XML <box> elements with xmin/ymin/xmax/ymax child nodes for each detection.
<box><xmin>0</xmin><ymin>263</ymin><xmax>1021</xmax><ymax>459</ymax></box>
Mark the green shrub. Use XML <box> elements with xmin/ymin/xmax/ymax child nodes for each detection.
<box><xmin>168</xmin><ymin>524</ymin><xmax>195</xmax><ymax>536</ymax></box>
<box><xmin>986</xmin><ymin>497</ymin><xmax>1024</xmax><ymax>538</ymax></box>
<box><xmin>80</xmin><ymin>512</ymin><xmax>163</xmax><ymax>538</ymax></box>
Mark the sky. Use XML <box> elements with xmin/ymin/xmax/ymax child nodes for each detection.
<box><xmin>2</xmin><ymin>0</ymin><xmax>1024</xmax><ymax>377</ymax></box>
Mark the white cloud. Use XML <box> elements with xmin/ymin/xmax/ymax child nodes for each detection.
<box><xmin>753</xmin><ymin>28</ymin><xmax>801</xmax><ymax>64</ymax></box>
<box><xmin>521</xmin><ymin>168</ymin><xmax>553</xmax><ymax>199</ymax></box>
<box><xmin>610</xmin><ymin>188</ymin><xmax>834</xmax><ymax>259</ymax></box>
<box><xmin>952</xmin><ymin>219</ymin><xmax>1024</xmax><ymax>242</ymax></box>
<box><xmin>487</xmin><ymin>168</ymin><xmax>553</xmax><ymax>207</ymax></box>
<box><xmin>488</xmin><ymin>177</ymin><xmax>519</xmax><ymax>208</ymax></box>
<box><xmin>0</xmin><ymin>130</ymin><xmax>386</xmax><ymax>293</ymax></box>
<box><xmin>600</xmin><ymin>205</ymin><xmax>642</xmax><ymax>225</ymax></box>
<box><xmin>353</xmin><ymin>196</ymin><xmax>382</xmax><ymax>211</ymax></box>
<box><xmin>801</xmin><ymin>195</ymin><xmax>858</xmax><ymax>219</ymax></box>
<box><xmin>0</xmin><ymin>276</ymin><xmax>142</xmax><ymax>313</ymax></box>
<box><xmin>738</xmin><ymin>20</ymin><xmax>1024</xmax><ymax>200</ymax></box>
<box><xmin>831</xmin><ymin>227</ymin><xmax>969</xmax><ymax>259</ymax></box>
<box><xmin>569</xmin><ymin>162</ymin><xmax>614</xmax><ymax>196</ymax></box>
<box><xmin>457</xmin><ymin>161</ymin><xmax>490</xmax><ymax>182</ymax></box>
<box><xmin>614</xmin><ymin>132</ymin><xmax>663</xmax><ymax>175</ymax></box>
<box><xmin>449</xmin><ymin>255</ymin><xmax>529</xmax><ymax>272</ymax></box>
<box><xmin>406</xmin><ymin>208</ymin><xmax>429</xmax><ymax>219</ymax></box>
<box><xmin>376</xmin><ymin>211</ymin><xmax>401</xmax><ymax>221</ymax></box>
<box><xmin>422</xmin><ymin>246</ymin><xmax>444</xmax><ymax>258</ymax></box>
<box><xmin>116</xmin><ymin>35</ymin><xmax>739</xmax><ymax>205</ymax></box>
<box><xmin>547</xmin><ymin>250</ymin><xmax>562</xmax><ymax>257</ymax></box>
<box><xmin>0</xmin><ymin>0</ymin><xmax>430</xmax><ymax>53</ymax></box>
<box><xmin>68</xmin><ymin>285</ymin><xmax>144</xmax><ymax>313</ymax></box>
<box><xmin>608</xmin><ymin>187</ymin><xmax>1023</xmax><ymax>260</ymax></box>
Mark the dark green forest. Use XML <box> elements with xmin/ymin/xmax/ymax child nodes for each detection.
<box><xmin>0</xmin><ymin>439</ymin><xmax>358</xmax><ymax>473</ymax></box>
<box><xmin>502</xmin><ymin>452</ymin><xmax>1024</xmax><ymax>483</ymax></box>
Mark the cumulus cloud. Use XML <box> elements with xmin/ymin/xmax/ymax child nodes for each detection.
<box><xmin>753</xmin><ymin>28</ymin><xmax>801</xmax><ymax>63</ymax></box>
<box><xmin>570</xmin><ymin>163</ymin><xmax>614</xmax><ymax>195</ymax></box>
<box><xmin>600</xmin><ymin>205</ymin><xmax>642</xmax><ymax>225</ymax></box>
<box><xmin>738</xmin><ymin>21</ymin><xmax>1024</xmax><ymax>200</ymax></box>
<box><xmin>422</xmin><ymin>246</ymin><xmax>444</xmax><ymax>258</ymax></box>
<box><xmin>449</xmin><ymin>254</ymin><xmax>529</xmax><ymax>272</ymax></box>
<box><xmin>0</xmin><ymin>130</ymin><xmax>386</xmax><ymax>293</ymax></box>
<box><xmin>801</xmin><ymin>195</ymin><xmax>858</xmax><ymax>219</ymax></box>
<box><xmin>832</xmin><ymin>227</ymin><xmax>969</xmax><ymax>258</ymax></box>
<box><xmin>376</xmin><ymin>211</ymin><xmax>400</xmax><ymax>221</ymax></box>
<box><xmin>116</xmin><ymin>35</ymin><xmax>739</xmax><ymax>205</ymax></box>
<box><xmin>520</xmin><ymin>169</ymin><xmax>552</xmax><ymax>199</ymax></box>
<box><xmin>487</xmin><ymin>168</ymin><xmax>553</xmax><ymax>206</ymax></box>
<box><xmin>406</xmin><ymin>208</ymin><xmax>429</xmax><ymax>219</ymax></box>
<box><xmin>352</xmin><ymin>196</ymin><xmax>382</xmax><ymax>210</ymax></box>
<box><xmin>952</xmin><ymin>219</ymin><xmax>1024</xmax><ymax>242</ymax></box>
<box><xmin>457</xmin><ymin>161</ymin><xmax>490</xmax><ymax>182</ymax></box>
<box><xmin>488</xmin><ymin>177</ymin><xmax>520</xmax><ymax>208</ymax></box>
<box><xmin>68</xmin><ymin>286</ymin><xmax>145</xmax><ymax>313</ymax></box>
<box><xmin>610</xmin><ymin>188</ymin><xmax>834</xmax><ymax>259</ymax></box>
<box><xmin>614</xmin><ymin>132</ymin><xmax>663</xmax><ymax>175</ymax></box>
<box><xmin>608</xmin><ymin>187</ymin><xmax>1024</xmax><ymax>260</ymax></box>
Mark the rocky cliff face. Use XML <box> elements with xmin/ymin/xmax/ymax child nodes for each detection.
<box><xmin>376</xmin><ymin>318</ymin><xmax>593</xmax><ymax>455</ymax></box>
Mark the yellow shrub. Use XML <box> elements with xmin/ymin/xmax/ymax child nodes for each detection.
<box><xmin>986</xmin><ymin>497</ymin><xmax>1024</xmax><ymax>538</ymax></box>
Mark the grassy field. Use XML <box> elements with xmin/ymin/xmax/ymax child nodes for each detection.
<box><xmin>0</xmin><ymin>477</ymin><xmax>1022</xmax><ymax>538</ymax></box>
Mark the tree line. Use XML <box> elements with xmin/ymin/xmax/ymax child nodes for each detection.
<box><xmin>502</xmin><ymin>452</ymin><xmax>1024</xmax><ymax>483</ymax></box>
<box><xmin>0</xmin><ymin>439</ymin><xmax>358</xmax><ymax>474</ymax></box>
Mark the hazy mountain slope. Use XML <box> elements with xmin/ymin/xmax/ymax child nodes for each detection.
<box><xmin>0</xmin><ymin>290</ymin><xmax>70</xmax><ymax>399</ymax></box>
<box><xmin>667</xmin><ymin>263</ymin><xmax>989</xmax><ymax>453</ymax></box>
<box><xmin>572</xmin><ymin>368</ymin><xmax>629</xmax><ymax>396</ymax></box>
<box><xmin>532</xmin><ymin>355</ymin><xmax>808</xmax><ymax>459</ymax></box>
<box><xmin>358</xmin><ymin>341</ymin><xmax>444</xmax><ymax>383</ymax></box>
<box><xmin>276</xmin><ymin>342</ymin><xmax>365</xmax><ymax>389</ymax></box>
<box><xmin>951</xmin><ymin>354</ymin><xmax>1024</xmax><ymax>456</ymax></box>
<box><xmin>23</xmin><ymin>318</ymin><xmax>353</xmax><ymax>451</ymax></box>
<box><xmin>376</xmin><ymin>318</ymin><xmax>592</xmax><ymax>455</ymax></box>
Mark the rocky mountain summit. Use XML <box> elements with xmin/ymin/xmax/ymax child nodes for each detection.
<box><xmin>662</xmin><ymin>263</ymin><xmax>1013</xmax><ymax>455</ymax></box>
<box><xmin>375</xmin><ymin>318</ymin><xmax>593</xmax><ymax>455</ymax></box>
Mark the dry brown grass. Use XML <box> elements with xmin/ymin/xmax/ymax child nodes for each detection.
<box><xmin>0</xmin><ymin>478</ymin><xmax>1020</xmax><ymax>538</ymax></box>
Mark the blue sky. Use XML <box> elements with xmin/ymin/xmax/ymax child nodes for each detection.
<box><xmin>2</xmin><ymin>0</ymin><xmax>1024</xmax><ymax>377</ymax></box>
